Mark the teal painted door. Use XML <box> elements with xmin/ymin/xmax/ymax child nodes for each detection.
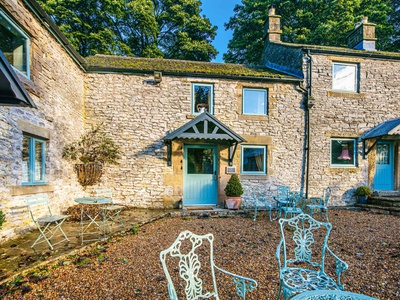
<box><xmin>183</xmin><ymin>145</ymin><xmax>218</xmax><ymax>206</ymax></box>
<box><xmin>374</xmin><ymin>142</ymin><xmax>394</xmax><ymax>190</ymax></box>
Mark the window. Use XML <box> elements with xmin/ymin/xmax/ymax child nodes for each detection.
<box><xmin>192</xmin><ymin>83</ymin><xmax>213</xmax><ymax>114</ymax></box>
<box><xmin>332</xmin><ymin>62</ymin><xmax>358</xmax><ymax>92</ymax></box>
<box><xmin>242</xmin><ymin>88</ymin><xmax>268</xmax><ymax>115</ymax></box>
<box><xmin>0</xmin><ymin>11</ymin><xmax>29</xmax><ymax>76</ymax></box>
<box><xmin>22</xmin><ymin>135</ymin><xmax>46</xmax><ymax>184</ymax></box>
<box><xmin>241</xmin><ymin>145</ymin><xmax>267</xmax><ymax>174</ymax></box>
<box><xmin>331</xmin><ymin>138</ymin><xmax>356</xmax><ymax>167</ymax></box>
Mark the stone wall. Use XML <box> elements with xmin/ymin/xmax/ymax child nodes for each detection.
<box><xmin>0</xmin><ymin>0</ymin><xmax>86</xmax><ymax>241</ymax></box>
<box><xmin>84</xmin><ymin>72</ymin><xmax>305</xmax><ymax>208</ymax></box>
<box><xmin>306</xmin><ymin>54</ymin><xmax>400</xmax><ymax>204</ymax></box>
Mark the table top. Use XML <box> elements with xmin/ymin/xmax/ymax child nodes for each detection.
<box><xmin>74</xmin><ymin>197</ymin><xmax>112</xmax><ymax>205</ymax></box>
<box><xmin>290</xmin><ymin>290</ymin><xmax>378</xmax><ymax>300</ymax></box>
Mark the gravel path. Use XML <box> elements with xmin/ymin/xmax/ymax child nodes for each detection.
<box><xmin>1</xmin><ymin>210</ymin><xmax>399</xmax><ymax>299</ymax></box>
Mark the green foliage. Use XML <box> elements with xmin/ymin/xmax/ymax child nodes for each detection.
<box><xmin>131</xmin><ymin>223</ymin><xmax>140</xmax><ymax>235</ymax></box>
<box><xmin>62</xmin><ymin>123</ymin><xmax>121</xmax><ymax>165</ymax></box>
<box><xmin>0</xmin><ymin>210</ymin><xmax>5</xmax><ymax>229</ymax></box>
<box><xmin>355</xmin><ymin>186</ymin><xmax>372</xmax><ymax>196</ymax></box>
<box><xmin>224</xmin><ymin>0</ymin><xmax>396</xmax><ymax>65</ymax></box>
<box><xmin>37</xmin><ymin>0</ymin><xmax>217</xmax><ymax>61</ymax></box>
<box><xmin>224</xmin><ymin>174</ymin><xmax>244</xmax><ymax>197</ymax></box>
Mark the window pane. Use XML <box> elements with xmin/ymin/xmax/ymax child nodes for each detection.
<box><xmin>34</xmin><ymin>141</ymin><xmax>44</xmax><ymax>181</ymax></box>
<box><xmin>242</xmin><ymin>147</ymin><xmax>265</xmax><ymax>173</ymax></box>
<box><xmin>22</xmin><ymin>136</ymin><xmax>30</xmax><ymax>182</ymax></box>
<box><xmin>0</xmin><ymin>12</ymin><xmax>28</xmax><ymax>75</ymax></box>
<box><xmin>243</xmin><ymin>89</ymin><xmax>267</xmax><ymax>115</ymax></box>
<box><xmin>332</xmin><ymin>63</ymin><xmax>357</xmax><ymax>92</ymax></box>
<box><xmin>331</xmin><ymin>139</ymin><xmax>355</xmax><ymax>166</ymax></box>
<box><xmin>187</xmin><ymin>148</ymin><xmax>214</xmax><ymax>174</ymax></box>
<box><xmin>193</xmin><ymin>84</ymin><xmax>212</xmax><ymax>113</ymax></box>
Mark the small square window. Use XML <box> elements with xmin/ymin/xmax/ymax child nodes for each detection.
<box><xmin>241</xmin><ymin>145</ymin><xmax>267</xmax><ymax>174</ymax></box>
<box><xmin>22</xmin><ymin>135</ymin><xmax>46</xmax><ymax>185</ymax></box>
<box><xmin>0</xmin><ymin>11</ymin><xmax>30</xmax><ymax>77</ymax></box>
<box><xmin>332</xmin><ymin>63</ymin><xmax>358</xmax><ymax>92</ymax></box>
<box><xmin>331</xmin><ymin>138</ymin><xmax>356</xmax><ymax>167</ymax></box>
<box><xmin>192</xmin><ymin>83</ymin><xmax>213</xmax><ymax>114</ymax></box>
<box><xmin>242</xmin><ymin>88</ymin><xmax>268</xmax><ymax>115</ymax></box>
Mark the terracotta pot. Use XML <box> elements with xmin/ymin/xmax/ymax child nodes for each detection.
<box><xmin>225</xmin><ymin>197</ymin><xmax>242</xmax><ymax>210</ymax></box>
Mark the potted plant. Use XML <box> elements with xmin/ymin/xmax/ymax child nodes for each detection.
<box><xmin>355</xmin><ymin>186</ymin><xmax>372</xmax><ymax>204</ymax></box>
<box><xmin>0</xmin><ymin>210</ymin><xmax>5</xmax><ymax>229</ymax></box>
<box><xmin>62</xmin><ymin>123</ymin><xmax>121</xmax><ymax>187</ymax></box>
<box><xmin>224</xmin><ymin>174</ymin><xmax>244</xmax><ymax>210</ymax></box>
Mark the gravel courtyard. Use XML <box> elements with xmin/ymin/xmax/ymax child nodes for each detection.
<box><xmin>1</xmin><ymin>210</ymin><xmax>399</xmax><ymax>299</ymax></box>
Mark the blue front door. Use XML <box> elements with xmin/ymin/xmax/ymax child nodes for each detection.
<box><xmin>183</xmin><ymin>145</ymin><xmax>218</xmax><ymax>206</ymax></box>
<box><xmin>374</xmin><ymin>141</ymin><xmax>394</xmax><ymax>190</ymax></box>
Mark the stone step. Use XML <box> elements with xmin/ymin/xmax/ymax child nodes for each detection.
<box><xmin>367</xmin><ymin>196</ymin><xmax>400</xmax><ymax>207</ymax></box>
<box><xmin>356</xmin><ymin>203</ymin><xmax>400</xmax><ymax>216</ymax></box>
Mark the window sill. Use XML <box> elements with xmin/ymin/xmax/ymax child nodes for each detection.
<box><xmin>239</xmin><ymin>114</ymin><xmax>269</xmax><ymax>121</ymax></box>
<box><xmin>239</xmin><ymin>174</ymin><xmax>268</xmax><ymax>180</ymax></box>
<box><xmin>327</xmin><ymin>91</ymin><xmax>365</xmax><ymax>99</ymax></box>
<box><xmin>12</xmin><ymin>184</ymin><xmax>55</xmax><ymax>196</ymax></box>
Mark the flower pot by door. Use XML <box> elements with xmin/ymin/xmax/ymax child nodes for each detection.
<box><xmin>225</xmin><ymin>197</ymin><xmax>242</xmax><ymax>210</ymax></box>
<box><xmin>357</xmin><ymin>196</ymin><xmax>367</xmax><ymax>204</ymax></box>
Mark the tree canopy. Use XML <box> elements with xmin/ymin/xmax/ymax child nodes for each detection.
<box><xmin>37</xmin><ymin>0</ymin><xmax>218</xmax><ymax>61</ymax></box>
<box><xmin>224</xmin><ymin>0</ymin><xmax>397</xmax><ymax>65</ymax></box>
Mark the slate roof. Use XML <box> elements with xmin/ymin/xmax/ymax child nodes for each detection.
<box><xmin>84</xmin><ymin>55</ymin><xmax>300</xmax><ymax>81</ymax></box>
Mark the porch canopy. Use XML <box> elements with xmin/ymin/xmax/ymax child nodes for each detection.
<box><xmin>163</xmin><ymin>111</ymin><xmax>246</xmax><ymax>166</ymax></box>
<box><xmin>361</xmin><ymin>117</ymin><xmax>400</xmax><ymax>158</ymax></box>
<box><xmin>0</xmin><ymin>50</ymin><xmax>36</xmax><ymax>108</ymax></box>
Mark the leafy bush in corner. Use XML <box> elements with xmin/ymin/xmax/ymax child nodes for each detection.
<box><xmin>0</xmin><ymin>210</ymin><xmax>5</xmax><ymax>229</ymax></box>
<box><xmin>224</xmin><ymin>174</ymin><xmax>244</xmax><ymax>197</ymax></box>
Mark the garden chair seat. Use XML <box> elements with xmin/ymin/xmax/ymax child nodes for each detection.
<box><xmin>280</xmin><ymin>191</ymin><xmax>304</xmax><ymax>219</ymax></box>
<box><xmin>160</xmin><ymin>230</ymin><xmax>257</xmax><ymax>299</ymax></box>
<box><xmin>276</xmin><ymin>213</ymin><xmax>348</xmax><ymax>300</ymax></box>
<box><xmin>25</xmin><ymin>194</ymin><xmax>70</xmax><ymax>250</ymax></box>
<box><xmin>307</xmin><ymin>187</ymin><xmax>331</xmax><ymax>221</ymax></box>
<box><xmin>95</xmin><ymin>188</ymin><xmax>124</xmax><ymax>230</ymax></box>
<box><xmin>253</xmin><ymin>192</ymin><xmax>275</xmax><ymax>221</ymax></box>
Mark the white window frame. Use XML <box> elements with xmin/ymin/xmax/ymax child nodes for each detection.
<box><xmin>0</xmin><ymin>10</ymin><xmax>30</xmax><ymax>78</ymax></box>
<box><xmin>332</xmin><ymin>62</ymin><xmax>358</xmax><ymax>92</ymax></box>
<box><xmin>191</xmin><ymin>83</ymin><xmax>214</xmax><ymax>115</ymax></box>
<box><xmin>22</xmin><ymin>135</ymin><xmax>46</xmax><ymax>185</ymax></box>
<box><xmin>242</xmin><ymin>88</ymin><xmax>268</xmax><ymax>115</ymax></box>
<box><xmin>330</xmin><ymin>138</ymin><xmax>357</xmax><ymax>168</ymax></box>
<box><xmin>241</xmin><ymin>145</ymin><xmax>267</xmax><ymax>175</ymax></box>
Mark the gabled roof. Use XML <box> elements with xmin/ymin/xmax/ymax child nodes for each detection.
<box><xmin>85</xmin><ymin>55</ymin><xmax>300</xmax><ymax>82</ymax></box>
<box><xmin>361</xmin><ymin>118</ymin><xmax>400</xmax><ymax>140</ymax></box>
<box><xmin>0</xmin><ymin>51</ymin><xmax>36</xmax><ymax>108</ymax></box>
<box><xmin>163</xmin><ymin>111</ymin><xmax>246</xmax><ymax>143</ymax></box>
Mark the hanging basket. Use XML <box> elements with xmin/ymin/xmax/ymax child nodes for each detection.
<box><xmin>74</xmin><ymin>164</ymin><xmax>103</xmax><ymax>187</ymax></box>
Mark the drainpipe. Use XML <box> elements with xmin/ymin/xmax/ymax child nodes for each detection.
<box><xmin>304</xmin><ymin>50</ymin><xmax>314</xmax><ymax>199</ymax></box>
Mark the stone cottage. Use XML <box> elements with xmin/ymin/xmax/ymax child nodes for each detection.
<box><xmin>262</xmin><ymin>7</ymin><xmax>400</xmax><ymax>202</ymax></box>
<box><xmin>0</xmin><ymin>0</ymin><xmax>399</xmax><ymax>243</ymax></box>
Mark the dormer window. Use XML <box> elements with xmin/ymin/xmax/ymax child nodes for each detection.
<box><xmin>192</xmin><ymin>83</ymin><xmax>213</xmax><ymax>114</ymax></box>
<box><xmin>332</xmin><ymin>62</ymin><xmax>358</xmax><ymax>92</ymax></box>
<box><xmin>0</xmin><ymin>11</ymin><xmax>30</xmax><ymax>77</ymax></box>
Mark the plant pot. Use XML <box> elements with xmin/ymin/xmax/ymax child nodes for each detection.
<box><xmin>74</xmin><ymin>163</ymin><xmax>103</xmax><ymax>187</ymax></box>
<box><xmin>357</xmin><ymin>196</ymin><xmax>367</xmax><ymax>204</ymax></box>
<box><xmin>225</xmin><ymin>197</ymin><xmax>242</xmax><ymax>210</ymax></box>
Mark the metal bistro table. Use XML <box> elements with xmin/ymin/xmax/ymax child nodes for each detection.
<box><xmin>75</xmin><ymin>197</ymin><xmax>112</xmax><ymax>244</ymax></box>
<box><xmin>290</xmin><ymin>290</ymin><xmax>379</xmax><ymax>300</ymax></box>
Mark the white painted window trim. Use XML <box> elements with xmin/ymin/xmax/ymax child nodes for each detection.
<box><xmin>241</xmin><ymin>145</ymin><xmax>267</xmax><ymax>175</ymax></box>
<box><xmin>330</xmin><ymin>138</ymin><xmax>357</xmax><ymax>168</ymax></box>
<box><xmin>242</xmin><ymin>88</ymin><xmax>268</xmax><ymax>116</ymax></box>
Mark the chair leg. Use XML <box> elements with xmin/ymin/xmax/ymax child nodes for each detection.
<box><xmin>253</xmin><ymin>206</ymin><xmax>258</xmax><ymax>221</ymax></box>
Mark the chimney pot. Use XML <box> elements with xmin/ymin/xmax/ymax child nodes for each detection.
<box><xmin>347</xmin><ymin>17</ymin><xmax>376</xmax><ymax>51</ymax></box>
<box><xmin>264</xmin><ymin>5</ymin><xmax>282</xmax><ymax>43</ymax></box>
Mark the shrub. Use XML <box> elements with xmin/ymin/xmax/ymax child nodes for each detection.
<box><xmin>355</xmin><ymin>186</ymin><xmax>372</xmax><ymax>196</ymax></box>
<box><xmin>224</xmin><ymin>174</ymin><xmax>244</xmax><ymax>197</ymax></box>
<box><xmin>0</xmin><ymin>210</ymin><xmax>5</xmax><ymax>229</ymax></box>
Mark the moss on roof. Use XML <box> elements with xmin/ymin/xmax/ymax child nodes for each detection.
<box><xmin>85</xmin><ymin>55</ymin><xmax>298</xmax><ymax>80</ymax></box>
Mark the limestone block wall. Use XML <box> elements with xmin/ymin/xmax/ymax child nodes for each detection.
<box><xmin>0</xmin><ymin>0</ymin><xmax>86</xmax><ymax>241</ymax></box>
<box><xmin>85</xmin><ymin>72</ymin><xmax>305</xmax><ymax>208</ymax></box>
<box><xmin>306</xmin><ymin>54</ymin><xmax>400</xmax><ymax>204</ymax></box>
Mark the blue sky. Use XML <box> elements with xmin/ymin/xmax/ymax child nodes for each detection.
<box><xmin>200</xmin><ymin>0</ymin><xmax>242</xmax><ymax>62</ymax></box>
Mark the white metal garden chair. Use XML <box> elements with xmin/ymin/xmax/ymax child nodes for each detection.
<box><xmin>95</xmin><ymin>188</ymin><xmax>124</xmax><ymax>231</ymax></box>
<box><xmin>306</xmin><ymin>187</ymin><xmax>331</xmax><ymax>221</ymax></box>
<box><xmin>252</xmin><ymin>192</ymin><xmax>275</xmax><ymax>221</ymax></box>
<box><xmin>25</xmin><ymin>194</ymin><xmax>70</xmax><ymax>250</ymax></box>
<box><xmin>276</xmin><ymin>213</ymin><xmax>348</xmax><ymax>300</ymax></box>
<box><xmin>160</xmin><ymin>230</ymin><xmax>258</xmax><ymax>299</ymax></box>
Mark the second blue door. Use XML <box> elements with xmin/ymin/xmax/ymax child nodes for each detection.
<box><xmin>374</xmin><ymin>141</ymin><xmax>394</xmax><ymax>190</ymax></box>
<box><xmin>183</xmin><ymin>145</ymin><xmax>218</xmax><ymax>206</ymax></box>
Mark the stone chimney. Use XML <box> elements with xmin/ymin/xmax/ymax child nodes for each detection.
<box><xmin>264</xmin><ymin>5</ymin><xmax>282</xmax><ymax>43</ymax></box>
<box><xmin>347</xmin><ymin>17</ymin><xmax>376</xmax><ymax>51</ymax></box>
